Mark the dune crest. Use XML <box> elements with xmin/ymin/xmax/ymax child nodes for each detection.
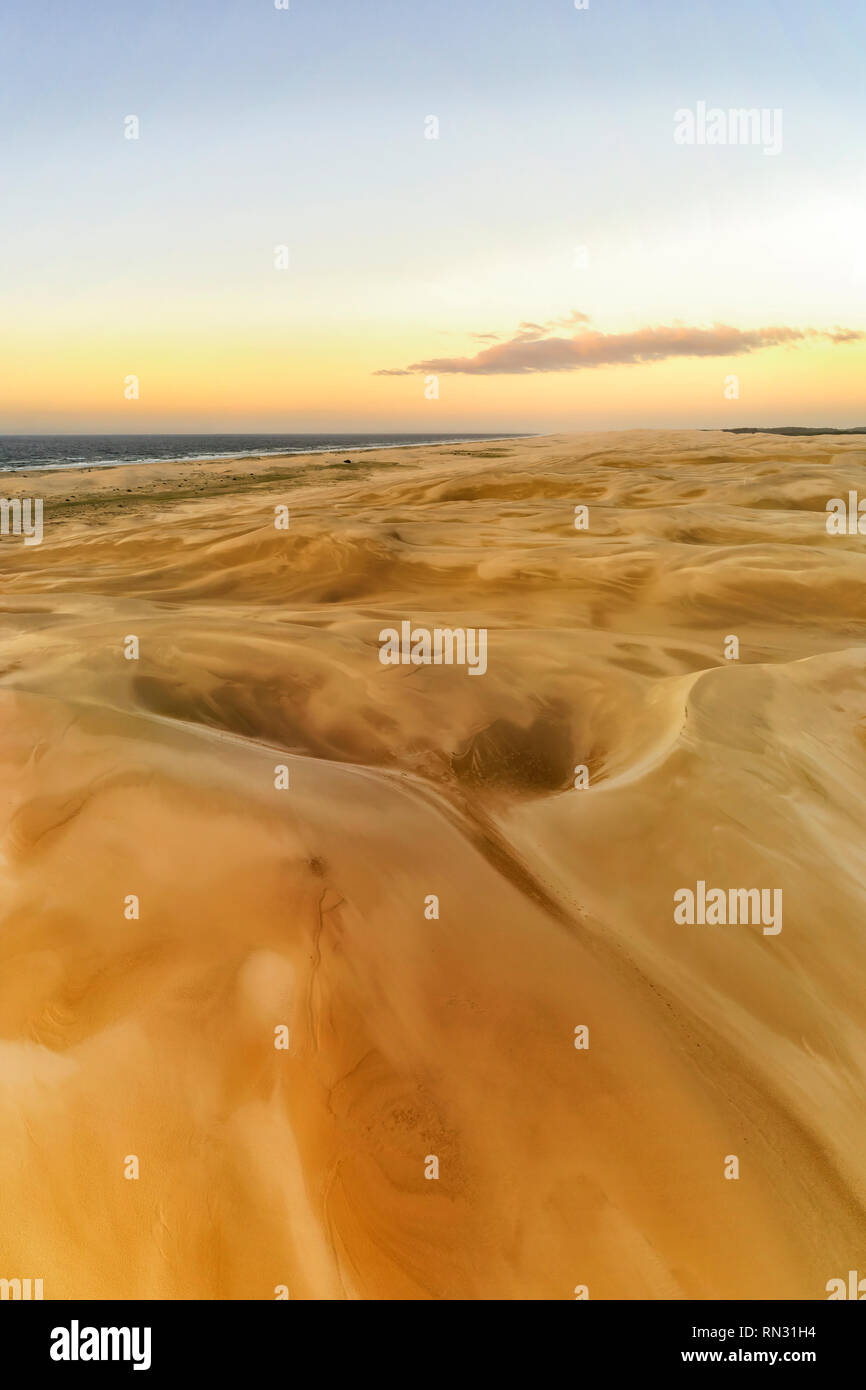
<box><xmin>0</xmin><ymin>429</ymin><xmax>865</xmax><ymax>1298</ymax></box>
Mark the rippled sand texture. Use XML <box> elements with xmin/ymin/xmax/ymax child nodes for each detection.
<box><xmin>1</xmin><ymin>429</ymin><xmax>865</xmax><ymax>1300</ymax></box>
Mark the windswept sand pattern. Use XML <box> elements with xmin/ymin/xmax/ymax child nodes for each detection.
<box><xmin>1</xmin><ymin>429</ymin><xmax>866</xmax><ymax>1299</ymax></box>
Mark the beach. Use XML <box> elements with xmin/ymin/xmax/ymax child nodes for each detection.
<box><xmin>1</xmin><ymin>427</ymin><xmax>865</xmax><ymax>1299</ymax></box>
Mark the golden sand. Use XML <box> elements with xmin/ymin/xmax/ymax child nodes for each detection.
<box><xmin>0</xmin><ymin>429</ymin><xmax>865</xmax><ymax>1299</ymax></box>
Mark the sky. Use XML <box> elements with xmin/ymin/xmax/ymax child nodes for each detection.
<box><xmin>0</xmin><ymin>0</ymin><xmax>863</xmax><ymax>433</ymax></box>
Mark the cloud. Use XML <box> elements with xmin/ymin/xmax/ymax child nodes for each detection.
<box><xmin>546</xmin><ymin>310</ymin><xmax>593</xmax><ymax>329</ymax></box>
<box><xmin>374</xmin><ymin>314</ymin><xmax>863</xmax><ymax>376</ymax></box>
<box><xmin>514</xmin><ymin>321</ymin><xmax>548</xmax><ymax>340</ymax></box>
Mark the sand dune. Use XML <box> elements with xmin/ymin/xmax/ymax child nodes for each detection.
<box><xmin>0</xmin><ymin>429</ymin><xmax>865</xmax><ymax>1298</ymax></box>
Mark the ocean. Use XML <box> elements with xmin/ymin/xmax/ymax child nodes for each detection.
<box><xmin>0</xmin><ymin>433</ymin><xmax>525</xmax><ymax>473</ymax></box>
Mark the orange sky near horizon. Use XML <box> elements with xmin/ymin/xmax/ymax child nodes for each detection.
<box><xmin>3</xmin><ymin>331</ymin><xmax>863</xmax><ymax>434</ymax></box>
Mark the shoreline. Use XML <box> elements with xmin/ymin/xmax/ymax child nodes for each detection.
<box><xmin>0</xmin><ymin>432</ymin><xmax>537</xmax><ymax>479</ymax></box>
<box><xmin>3</xmin><ymin>424</ymin><xmax>864</xmax><ymax>481</ymax></box>
<box><xmin>1</xmin><ymin>425</ymin><xmax>863</xmax><ymax>514</ymax></box>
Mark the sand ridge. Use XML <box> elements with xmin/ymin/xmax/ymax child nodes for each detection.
<box><xmin>0</xmin><ymin>429</ymin><xmax>865</xmax><ymax>1298</ymax></box>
